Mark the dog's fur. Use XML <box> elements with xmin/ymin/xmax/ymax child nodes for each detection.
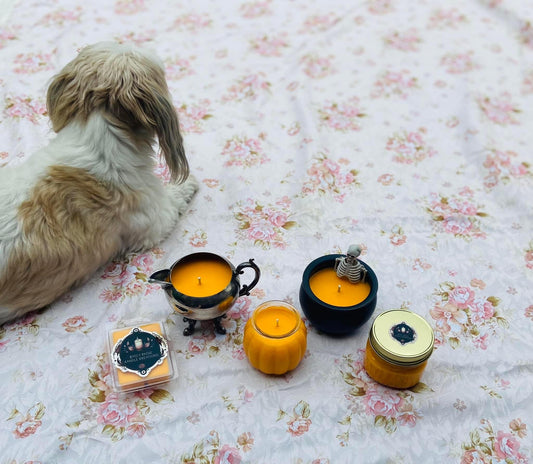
<box><xmin>0</xmin><ymin>42</ymin><xmax>198</xmax><ymax>325</ymax></box>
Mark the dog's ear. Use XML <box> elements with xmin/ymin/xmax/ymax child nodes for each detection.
<box><xmin>152</xmin><ymin>94</ymin><xmax>189</xmax><ymax>183</ymax></box>
<box><xmin>111</xmin><ymin>79</ymin><xmax>189</xmax><ymax>183</ymax></box>
<box><xmin>47</xmin><ymin>49</ymin><xmax>108</xmax><ymax>134</ymax></box>
<box><xmin>46</xmin><ymin>73</ymin><xmax>65</xmax><ymax>132</ymax></box>
<box><xmin>46</xmin><ymin>65</ymin><xmax>88</xmax><ymax>134</ymax></box>
<box><xmin>104</xmin><ymin>52</ymin><xmax>189</xmax><ymax>183</ymax></box>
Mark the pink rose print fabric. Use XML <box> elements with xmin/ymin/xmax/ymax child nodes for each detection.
<box><xmin>430</xmin><ymin>282</ymin><xmax>508</xmax><ymax>350</ymax></box>
<box><xmin>1</xmin><ymin>0</ymin><xmax>532</xmax><ymax>462</ymax></box>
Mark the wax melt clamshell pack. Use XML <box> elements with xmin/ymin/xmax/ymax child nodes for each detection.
<box><xmin>107</xmin><ymin>321</ymin><xmax>177</xmax><ymax>394</ymax></box>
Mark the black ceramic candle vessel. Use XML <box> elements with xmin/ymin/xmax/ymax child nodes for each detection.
<box><xmin>299</xmin><ymin>254</ymin><xmax>378</xmax><ymax>335</ymax></box>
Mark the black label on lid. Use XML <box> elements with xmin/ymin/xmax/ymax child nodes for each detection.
<box><xmin>390</xmin><ymin>322</ymin><xmax>417</xmax><ymax>345</ymax></box>
<box><xmin>112</xmin><ymin>327</ymin><xmax>168</xmax><ymax>377</ymax></box>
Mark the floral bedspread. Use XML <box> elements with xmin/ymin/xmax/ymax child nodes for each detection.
<box><xmin>1</xmin><ymin>0</ymin><xmax>533</xmax><ymax>462</ymax></box>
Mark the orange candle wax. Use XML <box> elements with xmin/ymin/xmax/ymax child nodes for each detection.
<box><xmin>364</xmin><ymin>339</ymin><xmax>429</xmax><ymax>389</ymax></box>
<box><xmin>309</xmin><ymin>268</ymin><xmax>370</xmax><ymax>307</ymax></box>
<box><xmin>254</xmin><ymin>305</ymin><xmax>298</xmax><ymax>337</ymax></box>
<box><xmin>171</xmin><ymin>255</ymin><xmax>232</xmax><ymax>297</ymax></box>
<box><xmin>243</xmin><ymin>301</ymin><xmax>307</xmax><ymax>375</ymax></box>
<box><xmin>364</xmin><ymin>310</ymin><xmax>434</xmax><ymax>389</ymax></box>
<box><xmin>110</xmin><ymin>322</ymin><xmax>173</xmax><ymax>393</ymax></box>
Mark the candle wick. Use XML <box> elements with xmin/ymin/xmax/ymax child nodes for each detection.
<box><xmin>276</xmin><ymin>318</ymin><xmax>279</xmax><ymax>327</ymax></box>
<box><xmin>338</xmin><ymin>284</ymin><xmax>341</xmax><ymax>293</ymax></box>
<box><xmin>197</xmin><ymin>277</ymin><xmax>202</xmax><ymax>285</ymax></box>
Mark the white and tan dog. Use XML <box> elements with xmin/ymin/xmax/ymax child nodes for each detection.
<box><xmin>0</xmin><ymin>42</ymin><xmax>198</xmax><ymax>325</ymax></box>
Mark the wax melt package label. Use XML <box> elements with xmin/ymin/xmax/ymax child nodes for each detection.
<box><xmin>108</xmin><ymin>321</ymin><xmax>177</xmax><ymax>393</ymax></box>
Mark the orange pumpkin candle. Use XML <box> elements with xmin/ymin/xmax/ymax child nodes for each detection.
<box><xmin>109</xmin><ymin>322</ymin><xmax>174</xmax><ymax>393</ymax></box>
<box><xmin>309</xmin><ymin>268</ymin><xmax>370</xmax><ymax>307</ymax></box>
<box><xmin>171</xmin><ymin>255</ymin><xmax>233</xmax><ymax>297</ymax></box>
<box><xmin>243</xmin><ymin>301</ymin><xmax>307</xmax><ymax>375</ymax></box>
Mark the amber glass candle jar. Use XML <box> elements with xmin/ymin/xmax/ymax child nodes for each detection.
<box><xmin>364</xmin><ymin>309</ymin><xmax>434</xmax><ymax>389</ymax></box>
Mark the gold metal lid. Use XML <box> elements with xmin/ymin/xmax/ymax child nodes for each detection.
<box><xmin>369</xmin><ymin>309</ymin><xmax>434</xmax><ymax>366</ymax></box>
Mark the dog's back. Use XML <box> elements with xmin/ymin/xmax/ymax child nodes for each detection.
<box><xmin>0</xmin><ymin>42</ymin><xmax>193</xmax><ymax>325</ymax></box>
<box><xmin>0</xmin><ymin>144</ymin><xmax>130</xmax><ymax>323</ymax></box>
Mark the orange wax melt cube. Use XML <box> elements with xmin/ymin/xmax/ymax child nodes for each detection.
<box><xmin>109</xmin><ymin>322</ymin><xmax>175</xmax><ymax>393</ymax></box>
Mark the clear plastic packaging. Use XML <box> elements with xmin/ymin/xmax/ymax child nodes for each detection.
<box><xmin>107</xmin><ymin>321</ymin><xmax>177</xmax><ymax>393</ymax></box>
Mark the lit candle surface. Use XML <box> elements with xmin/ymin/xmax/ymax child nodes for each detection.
<box><xmin>111</xmin><ymin>322</ymin><xmax>171</xmax><ymax>392</ymax></box>
<box><xmin>309</xmin><ymin>268</ymin><xmax>370</xmax><ymax>307</ymax></box>
<box><xmin>254</xmin><ymin>305</ymin><xmax>299</xmax><ymax>337</ymax></box>
<box><xmin>171</xmin><ymin>256</ymin><xmax>232</xmax><ymax>297</ymax></box>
